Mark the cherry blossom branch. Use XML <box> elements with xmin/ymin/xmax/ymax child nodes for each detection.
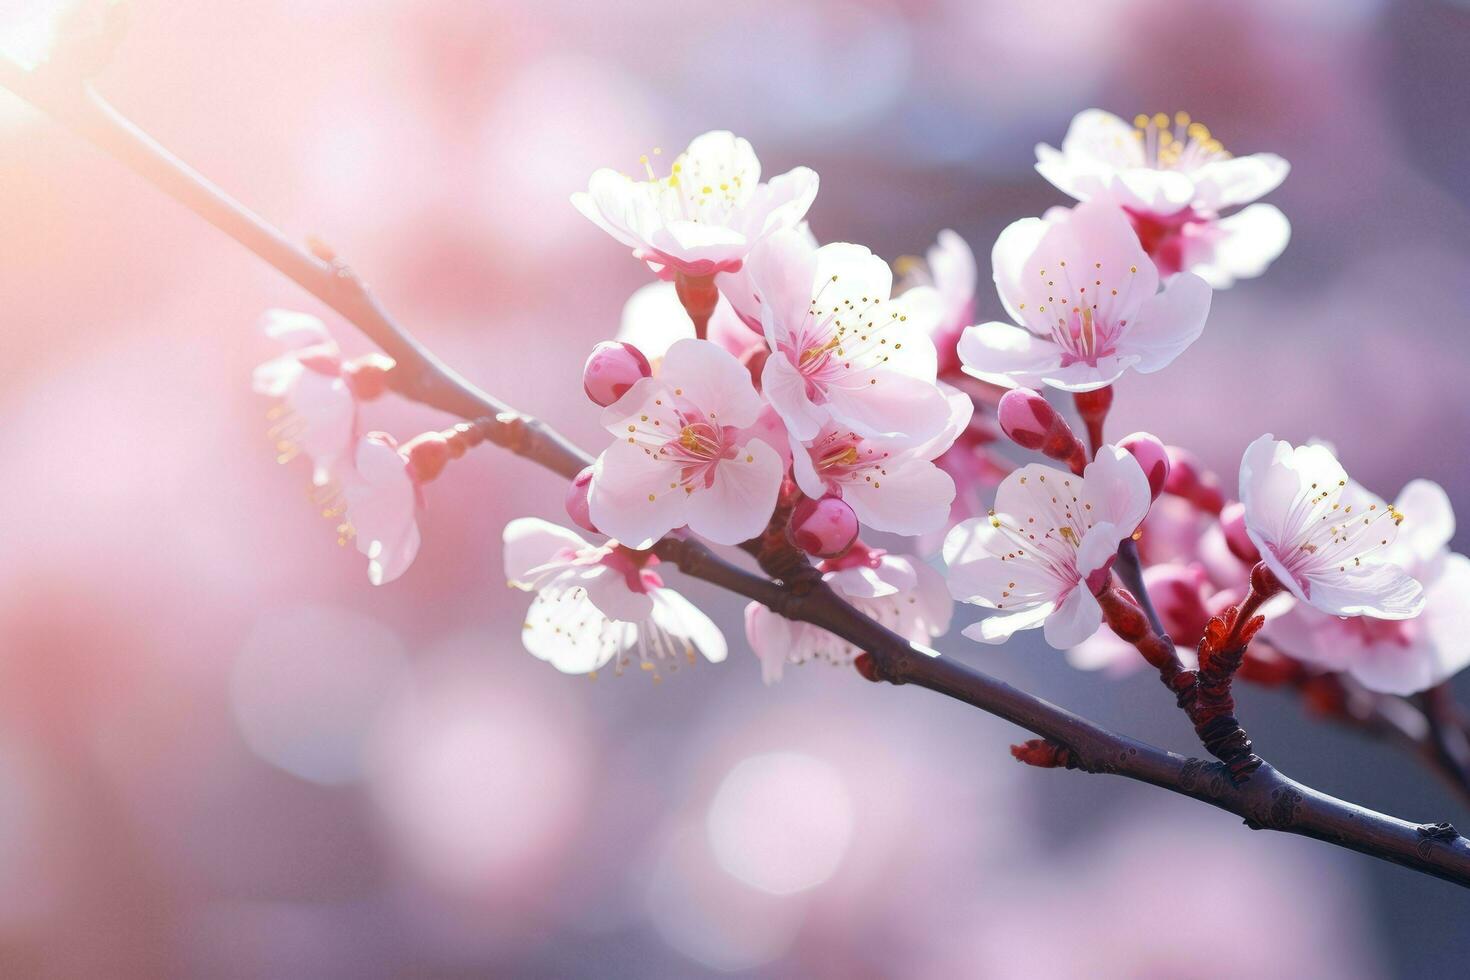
<box><xmin>10</xmin><ymin>59</ymin><xmax>1470</xmax><ymax>889</ymax></box>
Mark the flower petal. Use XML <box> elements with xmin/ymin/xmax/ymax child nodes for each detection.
<box><xmin>957</xmin><ymin>321</ymin><xmax>1064</xmax><ymax>390</ymax></box>
<box><xmin>1043</xmin><ymin>586</ymin><xmax>1103</xmax><ymax>649</ymax></box>
<box><xmin>683</xmin><ymin>438</ymin><xmax>784</xmax><ymax>544</ymax></box>
<box><xmin>1126</xmin><ymin>271</ymin><xmax>1211</xmax><ymax>374</ymax></box>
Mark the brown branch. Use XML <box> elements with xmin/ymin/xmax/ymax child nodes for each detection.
<box><xmin>9</xmin><ymin>56</ymin><xmax>1470</xmax><ymax>888</ymax></box>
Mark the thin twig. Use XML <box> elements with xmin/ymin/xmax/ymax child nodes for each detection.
<box><xmin>8</xmin><ymin>57</ymin><xmax>1470</xmax><ymax>887</ymax></box>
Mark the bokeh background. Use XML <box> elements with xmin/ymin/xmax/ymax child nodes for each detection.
<box><xmin>3</xmin><ymin>0</ymin><xmax>1470</xmax><ymax>976</ymax></box>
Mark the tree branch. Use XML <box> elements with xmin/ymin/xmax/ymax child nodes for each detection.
<box><xmin>9</xmin><ymin>56</ymin><xmax>1470</xmax><ymax>888</ymax></box>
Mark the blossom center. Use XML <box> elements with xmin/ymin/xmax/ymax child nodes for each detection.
<box><xmin>1132</xmin><ymin>111</ymin><xmax>1231</xmax><ymax>172</ymax></box>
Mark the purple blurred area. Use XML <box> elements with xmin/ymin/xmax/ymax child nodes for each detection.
<box><xmin>2</xmin><ymin>0</ymin><xmax>1469</xmax><ymax>976</ymax></box>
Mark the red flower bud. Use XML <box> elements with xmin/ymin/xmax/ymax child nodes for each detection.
<box><xmin>582</xmin><ymin>341</ymin><xmax>651</xmax><ymax>407</ymax></box>
<box><xmin>403</xmin><ymin>432</ymin><xmax>452</xmax><ymax>484</ymax></box>
<box><xmin>997</xmin><ymin>387</ymin><xmax>1087</xmax><ymax>473</ymax></box>
<box><xmin>787</xmin><ymin>495</ymin><xmax>859</xmax><ymax>558</ymax></box>
<box><xmin>343</xmin><ymin>353</ymin><xmax>395</xmax><ymax>401</ymax></box>
<box><xmin>1162</xmin><ymin>445</ymin><xmax>1225</xmax><ymax>514</ymax></box>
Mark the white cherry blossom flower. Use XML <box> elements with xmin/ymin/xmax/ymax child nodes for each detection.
<box><xmin>744</xmin><ymin>545</ymin><xmax>950</xmax><ymax>684</ymax></box>
<box><xmin>1265</xmin><ymin>480</ymin><xmax>1469</xmax><ymax>695</ymax></box>
<box><xmin>747</xmin><ymin>228</ymin><xmax>952</xmax><ymax>446</ymax></box>
<box><xmin>504</xmin><ymin>518</ymin><xmax>727</xmax><ymax>677</ymax></box>
<box><xmin>1239</xmin><ymin>435</ymin><xmax>1425</xmax><ymax>620</ymax></box>
<box><xmin>945</xmin><ymin>446</ymin><xmax>1153</xmax><ymax>649</ymax></box>
<box><xmin>1035</xmin><ymin>109</ymin><xmax>1290</xmax><ymax>287</ymax></box>
<box><xmin>589</xmin><ymin>339</ymin><xmax>785</xmax><ymax>548</ymax></box>
<box><xmin>789</xmin><ymin>385</ymin><xmax>971</xmax><ymax>536</ymax></box>
<box><xmin>958</xmin><ymin>199</ymin><xmax>1212</xmax><ymax>392</ymax></box>
<box><xmin>572</xmin><ymin>131</ymin><xmax>818</xmax><ymax>279</ymax></box>
<box><xmin>252</xmin><ymin>309</ymin><xmax>358</xmax><ymax>486</ymax></box>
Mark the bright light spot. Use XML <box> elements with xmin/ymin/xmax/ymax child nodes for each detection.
<box><xmin>0</xmin><ymin>0</ymin><xmax>67</xmax><ymax>68</ymax></box>
<box><xmin>367</xmin><ymin>650</ymin><xmax>588</xmax><ymax>891</ymax></box>
<box><xmin>230</xmin><ymin>605</ymin><xmax>407</xmax><ymax>786</ymax></box>
<box><xmin>646</xmin><ymin>821</ymin><xmax>804</xmax><ymax>972</ymax></box>
<box><xmin>706</xmin><ymin>752</ymin><xmax>854</xmax><ymax>896</ymax></box>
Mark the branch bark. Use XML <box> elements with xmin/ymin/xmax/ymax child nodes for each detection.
<box><xmin>8</xmin><ymin>56</ymin><xmax>1470</xmax><ymax>887</ymax></box>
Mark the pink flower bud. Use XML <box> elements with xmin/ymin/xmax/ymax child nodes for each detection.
<box><xmin>997</xmin><ymin>387</ymin><xmax>1057</xmax><ymax>451</ymax></box>
<box><xmin>403</xmin><ymin>432</ymin><xmax>451</xmax><ymax>484</ymax></box>
<box><xmin>1163</xmin><ymin>446</ymin><xmax>1225</xmax><ymax>514</ymax></box>
<box><xmin>1220</xmin><ymin>501</ymin><xmax>1261</xmax><ymax>565</ymax></box>
<box><xmin>787</xmin><ymin>495</ymin><xmax>859</xmax><ymax>558</ymax></box>
<box><xmin>1118</xmin><ymin>432</ymin><xmax>1170</xmax><ymax>501</ymax></box>
<box><xmin>565</xmin><ymin>466</ymin><xmax>598</xmax><ymax>534</ymax></box>
<box><xmin>582</xmin><ymin>341</ymin><xmax>651</xmax><ymax>407</ymax></box>
<box><xmin>997</xmin><ymin>387</ymin><xmax>1087</xmax><ymax>472</ymax></box>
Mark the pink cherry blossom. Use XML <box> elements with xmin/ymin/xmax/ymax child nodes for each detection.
<box><xmin>571</xmin><ymin>131</ymin><xmax>818</xmax><ymax>280</ymax></box>
<box><xmin>343</xmin><ymin>432</ymin><xmax>422</xmax><ymax>586</ymax></box>
<box><xmin>1239</xmin><ymin>435</ymin><xmax>1425</xmax><ymax>620</ymax></box>
<box><xmin>788</xmin><ymin>385</ymin><xmax>971</xmax><ymax>536</ymax></box>
<box><xmin>251</xmin><ymin>309</ymin><xmax>359</xmax><ymax>487</ymax></box>
<box><xmin>958</xmin><ymin>199</ymin><xmax>1212</xmax><ymax>393</ymax></box>
<box><xmin>746</xmin><ymin>228</ymin><xmax>953</xmax><ymax>445</ymax></box>
<box><xmin>504</xmin><ymin>517</ymin><xmax>727</xmax><ymax>677</ymax></box>
<box><xmin>897</xmin><ymin>228</ymin><xmax>977</xmax><ymax>376</ymax></box>
<box><xmin>588</xmin><ymin>339</ymin><xmax>785</xmax><ymax>548</ymax></box>
<box><xmin>1035</xmin><ymin>109</ymin><xmax>1290</xmax><ymax>287</ymax></box>
<box><xmin>945</xmin><ymin>446</ymin><xmax>1153</xmax><ymax>649</ymax></box>
<box><xmin>744</xmin><ymin>544</ymin><xmax>950</xmax><ymax>685</ymax></box>
<box><xmin>1265</xmin><ymin>480</ymin><xmax>1465</xmax><ymax>695</ymax></box>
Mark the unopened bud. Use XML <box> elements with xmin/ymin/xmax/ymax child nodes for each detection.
<box><xmin>582</xmin><ymin>341</ymin><xmax>651</xmax><ymax>407</ymax></box>
<box><xmin>997</xmin><ymin>387</ymin><xmax>1087</xmax><ymax>473</ymax></box>
<box><xmin>1118</xmin><ymin>432</ymin><xmax>1170</xmax><ymax>501</ymax></box>
<box><xmin>403</xmin><ymin>432</ymin><xmax>452</xmax><ymax>484</ymax></box>
<box><xmin>343</xmin><ymin>353</ymin><xmax>395</xmax><ymax>401</ymax></box>
<box><xmin>1219</xmin><ymin>501</ymin><xmax>1260</xmax><ymax>565</ymax></box>
<box><xmin>1163</xmin><ymin>446</ymin><xmax>1225</xmax><ymax>514</ymax></box>
<box><xmin>787</xmin><ymin>495</ymin><xmax>859</xmax><ymax>558</ymax></box>
<box><xmin>565</xmin><ymin>466</ymin><xmax>598</xmax><ymax>534</ymax></box>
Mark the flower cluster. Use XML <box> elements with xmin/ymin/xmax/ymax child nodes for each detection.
<box><xmin>259</xmin><ymin>114</ymin><xmax>1466</xmax><ymax>708</ymax></box>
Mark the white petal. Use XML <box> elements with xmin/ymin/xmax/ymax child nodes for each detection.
<box><xmin>1125</xmin><ymin>271</ymin><xmax>1211</xmax><ymax>374</ymax></box>
<box><xmin>823</xmin><ymin>369</ymin><xmax>953</xmax><ymax>448</ymax></box>
<box><xmin>844</xmin><ymin>456</ymin><xmax>955</xmax><ymax>536</ymax></box>
<box><xmin>957</xmin><ymin>321</ymin><xmax>1065</xmax><ymax>391</ymax></box>
<box><xmin>502</xmin><ymin>517</ymin><xmax>590</xmax><ymax>586</ymax></box>
<box><xmin>1192</xmin><ymin>153</ymin><xmax>1290</xmax><ymax>210</ymax></box>
<box><xmin>1075</xmin><ymin>521</ymin><xmax>1122</xmax><ymax>579</ymax></box>
<box><xmin>1043</xmin><ymin>586</ymin><xmax>1104</xmax><ymax>649</ymax></box>
<box><xmin>261</xmin><ymin>309</ymin><xmax>334</xmax><ymax>350</ymax></box>
<box><xmin>1188</xmin><ymin>204</ymin><xmax>1290</xmax><ymax>288</ymax></box>
<box><xmin>650</xmin><ymin>589</ymin><xmax>728</xmax><ymax>663</ymax></box>
<box><xmin>1394</xmin><ymin>479</ymin><xmax>1455</xmax><ymax>564</ymax></box>
<box><xmin>1302</xmin><ymin>562</ymin><xmax>1425</xmax><ymax>620</ymax></box>
<box><xmin>1081</xmin><ymin>445</ymin><xmax>1153</xmax><ymax>534</ymax></box>
<box><xmin>588</xmin><ymin>438</ymin><xmax>688</xmax><ymax>550</ymax></box>
<box><xmin>661</xmin><ymin>339</ymin><xmax>766</xmax><ymax>429</ymax></box>
<box><xmin>520</xmin><ymin>584</ymin><xmax>632</xmax><ymax>674</ymax></box>
<box><xmin>746</xmin><ymin>228</ymin><xmax>820</xmax><ymax>343</ymax></box>
<box><xmin>744</xmin><ymin>602</ymin><xmax>795</xmax><ymax>684</ymax></box>
<box><xmin>963</xmin><ymin>602</ymin><xmax>1055</xmax><ymax>644</ymax></box>
<box><xmin>580</xmin><ymin>562</ymin><xmax>656</xmax><ymax>622</ymax></box>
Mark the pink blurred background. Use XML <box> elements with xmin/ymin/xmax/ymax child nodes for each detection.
<box><xmin>3</xmin><ymin>0</ymin><xmax>1469</xmax><ymax>975</ymax></box>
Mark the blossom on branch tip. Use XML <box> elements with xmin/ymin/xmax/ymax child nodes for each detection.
<box><xmin>504</xmin><ymin>518</ymin><xmax>726</xmax><ymax>677</ymax></box>
<box><xmin>958</xmin><ymin>200</ymin><xmax>1212</xmax><ymax>393</ymax></box>
<box><xmin>1239</xmin><ymin>435</ymin><xmax>1425</xmax><ymax>620</ymax></box>
<box><xmin>945</xmin><ymin>446</ymin><xmax>1153</xmax><ymax>649</ymax></box>
<box><xmin>571</xmin><ymin>131</ymin><xmax>818</xmax><ymax>280</ymax></box>
<box><xmin>1264</xmin><ymin>480</ymin><xmax>1464</xmax><ymax>696</ymax></box>
<box><xmin>252</xmin><ymin>309</ymin><xmax>392</xmax><ymax>487</ymax></box>
<box><xmin>745</xmin><ymin>544</ymin><xmax>950</xmax><ymax>684</ymax></box>
<box><xmin>588</xmin><ymin>339</ymin><xmax>785</xmax><ymax>548</ymax></box>
<box><xmin>1035</xmin><ymin>109</ymin><xmax>1291</xmax><ymax>287</ymax></box>
<box><xmin>748</xmin><ymin>228</ymin><xmax>953</xmax><ymax>446</ymax></box>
